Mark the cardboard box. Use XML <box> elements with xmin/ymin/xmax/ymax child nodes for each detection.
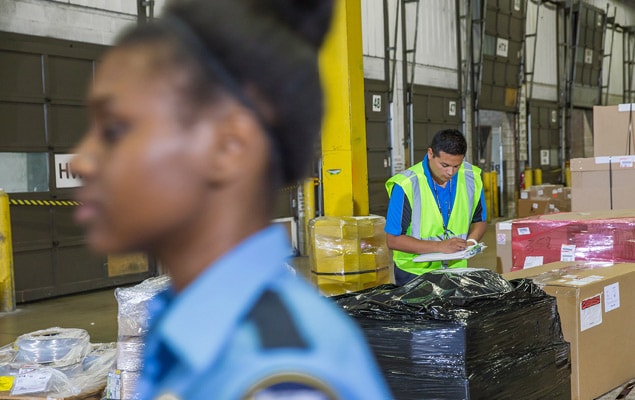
<box><xmin>510</xmin><ymin>209</ymin><xmax>635</xmax><ymax>271</ymax></box>
<box><xmin>495</xmin><ymin>220</ymin><xmax>513</xmax><ymax>274</ymax></box>
<box><xmin>517</xmin><ymin>198</ymin><xmax>551</xmax><ymax>218</ymax></box>
<box><xmin>504</xmin><ymin>261</ymin><xmax>635</xmax><ymax>400</ymax></box>
<box><xmin>593</xmin><ymin>105</ymin><xmax>635</xmax><ymax>156</ymax></box>
<box><xmin>571</xmin><ymin>156</ymin><xmax>635</xmax><ymax>211</ymax></box>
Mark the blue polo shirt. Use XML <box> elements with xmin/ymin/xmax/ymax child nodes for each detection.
<box><xmin>136</xmin><ymin>225</ymin><xmax>392</xmax><ymax>400</ymax></box>
<box><xmin>385</xmin><ymin>156</ymin><xmax>486</xmax><ymax>236</ymax></box>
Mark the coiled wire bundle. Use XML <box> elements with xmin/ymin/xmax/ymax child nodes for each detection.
<box><xmin>13</xmin><ymin>327</ymin><xmax>91</xmax><ymax>368</ymax></box>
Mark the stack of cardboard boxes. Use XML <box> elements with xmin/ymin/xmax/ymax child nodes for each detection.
<box><xmin>505</xmin><ymin>261</ymin><xmax>635</xmax><ymax>400</ymax></box>
<box><xmin>518</xmin><ymin>184</ymin><xmax>571</xmax><ymax>217</ymax></box>
<box><xmin>571</xmin><ymin>105</ymin><xmax>635</xmax><ymax>212</ymax></box>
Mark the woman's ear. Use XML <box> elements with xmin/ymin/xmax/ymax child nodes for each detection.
<box><xmin>188</xmin><ymin>100</ymin><xmax>269</xmax><ymax>186</ymax></box>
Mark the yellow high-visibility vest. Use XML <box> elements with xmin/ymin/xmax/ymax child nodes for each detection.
<box><xmin>385</xmin><ymin>161</ymin><xmax>483</xmax><ymax>275</ymax></box>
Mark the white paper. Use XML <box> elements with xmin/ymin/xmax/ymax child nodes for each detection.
<box><xmin>517</xmin><ymin>227</ymin><xmax>531</xmax><ymax>236</ymax></box>
<box><xmin>560</xmin><ymin>244</ymin><xmax>576</xmax><ymax>262</ymax></box>
<box><xmin>523</xmin><ymin>256</ymin><xmax>544</xmax><ymax>269</ymax></box>
<box><xmin>413</xmin><ymin>243</ymin><xmax>486</xmax><ymax>262</ymax></box>
<box><xmin>11</xmin><ymin>370</ymin><xmax>52</xmax><ymax>395</ymax></box>
<box><xmin>580</xmin><ymin>294</ymin><xmax>602</xmax><ymax>331</ymax></box>
<box><xmin>604</xmin><ymin>282</ymin><xmax>620</xmax><ymax>312</ymax></box>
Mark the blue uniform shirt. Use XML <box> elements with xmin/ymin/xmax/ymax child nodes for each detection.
<box><xmin>136</xmin><ymin>225</ymin><xmax>392</xmax><ymax>400</ymax></box>
<box><xmin>385</xmin><ymin>156</ymin><xmax>486</xmax><ymax>236</ymax></box>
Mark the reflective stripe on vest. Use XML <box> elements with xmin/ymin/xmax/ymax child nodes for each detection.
<box><xmin>400</xmin><ymin>169</ymin><xmax>422</xmax><ymax>238</ymax></box>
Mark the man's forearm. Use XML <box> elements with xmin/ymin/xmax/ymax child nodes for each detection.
<box><xmin>467</xmin><ymin>221</ymin><xmax>488</xmax><ymax>242</ymax></box>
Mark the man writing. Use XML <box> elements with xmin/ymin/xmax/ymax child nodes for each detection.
<box><xmin>385</xmin><ymin>129</ymin><xmax>487</xmax><ymax>285</ymax></box>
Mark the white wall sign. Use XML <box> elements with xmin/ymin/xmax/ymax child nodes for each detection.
<box><xmin>584</xmin><ymin>48</ymin><xmax>593</xmax><ymax>64</ymax></box>
<box><xmin>55</xmin><ymin>154</ymin><xmax>82</xmax><ymax>188</ymax></box>
<box><xmin>540</xmin><ymin>149</ymin><xmax>550</xmax><ymax>166</ymax></box>
<box><xmin>372</xmin><ymin>94</ymin><xmax>382</xmax><ymax>112</ymax></box>
<box><xmin>448</xmin><ymin>100</ymin><xmax>456</xmax><ymax>116</ymax></box>
<box><xmin>496</xmin><ymin>38</ymin><xmax>509</xmax><ymax>58</ymax></box>
<box><xmin>551</xmin><ymin>110</ymin><xmax>557</xmax><ymax>123</ymax></box>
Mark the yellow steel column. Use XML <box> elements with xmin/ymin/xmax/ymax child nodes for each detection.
<box><xmin>319</xmin><ymin>0</ymin><xmax>368</xmax><ymax>217</ymax></box>
<box><xmin>0</xmin><ymin>189</ymin><xmax>15</xmax><ymax>312</ymax></box>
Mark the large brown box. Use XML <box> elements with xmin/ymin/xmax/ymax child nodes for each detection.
<box><xmin>504</xmin><ymin>261</ymin><xmax>635</xmax><ymax>400</ymax></box>
<box><xmin>517</xmin><ymin>198</ymin><xmax>550</xmax><ymax>218</ymax></box>
<box><xmin>570</xmin><ymin>156</ymin><xmax>635</xmax><ymax>211</ymax></box>
<box><xmin>495</xmin><ymin>220</ymin><xmax>513</xmax><ymax>274</ymax></box>
<box><xmin>593</xmin><ymin>105</ymin><xmax>635</xmax><ymax>156</ymax></box>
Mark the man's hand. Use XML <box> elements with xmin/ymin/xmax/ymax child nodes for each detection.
<box><xmin>438</xmin><ymin>237</ymin><xmax>468</xmax><ymax>253</ymax></box>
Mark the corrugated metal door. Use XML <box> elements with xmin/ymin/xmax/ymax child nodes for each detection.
<box><xmin>364</xmin><ymin>79</ymin><xmax>391</xmax><ymax>216</ymax></box>
<box><xmin>529</xmin><ymin>101</ymin><xmax>561</xmax><ymax>184</ymax></box>
<box><xmin>480</xmin><ymin>0</ymin><xmax>526</xmax><ymax>112</ymax></box>
<box><xmin>570</xmin><ymin>3</ymin><xmax>605</xmax><ymax>108</ymax></box>
<box><xmin>0</xmin><ymin>33</ymin><xmax>156</xmax><ymax>302</ymax></box>
<box><xmin>411</xmin><ymin>85</ymin><xmax>462</xmax><ymax>163</ymax></box>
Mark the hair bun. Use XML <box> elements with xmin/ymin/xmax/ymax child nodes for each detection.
<box><xmin>266</xmin><ymin>0</ymin><xmax>335</xmax><ymax>47</ymax></box>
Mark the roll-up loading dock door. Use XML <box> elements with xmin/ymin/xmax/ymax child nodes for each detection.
<box><xmin>0</xmin><ymin>32</ymin><xmax>157</xmax><ymax>302</ymax></box>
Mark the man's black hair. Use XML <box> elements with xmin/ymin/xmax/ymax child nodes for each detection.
<box><xmin>430</xmin><ymin>129</ymin><xmax>467</xmax><ymax>157</ymax></box>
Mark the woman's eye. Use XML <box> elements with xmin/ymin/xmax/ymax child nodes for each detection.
<box><xmin>101</xmin><ymin>121</ymin><xmax>129</xmax><ymax>143</ymax></box>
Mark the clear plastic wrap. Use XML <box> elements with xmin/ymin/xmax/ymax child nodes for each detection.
<box><xmin>308</xmin><ymin>215</ymin><xmax>391</xmax><ymax>296</ymax></box>
<box><xmin>12</xmin><ymin>327</ymin><xmax>91</xmax><ymax>369</ymax></box>
<box><xmin>115</xmin><ymin>275</ymin><xmax>170</xmax><ymax>337</ymax></box>
<box><xmin>0</xmin><ymin>340</ymin><xmax>116</xmax><ymax>398</ymax></box>
<box><xmin>335</xmin><ymin>268</ymin><xmax>571</xmax><ymax>400</ymax></box>
<box><xmin>116</xmin><ymin>337</ymin><xmax>145</xmax><ymax>372</ymax></box>
<box><xmin>511</xmin><ymin>210</ymin><xmax>635</xmax><ymax>271</ymax></box>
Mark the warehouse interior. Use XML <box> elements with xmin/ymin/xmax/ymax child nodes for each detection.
<box><xmin>3</xmin><ymin>0</ymin><xmax>635</xmax><ymax>398</ymax></box>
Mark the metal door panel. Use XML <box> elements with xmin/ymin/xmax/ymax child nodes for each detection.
<box><xmin>13</xmin><ymin>250</ymin><xmax>54</xmax><ymax>300</ymax></box>
<box><xmin>0</xmin><ymin>50</ymin><xmax>43</xmax><ymax>98</ymax></box>
<box><xmin>47</xmin><ymin>56</ymin><xmax>93</xmax><ymax>101</ymax></box>
<box><xmin>0</xmin><ymin>103</ymin><xmax>46</xmax><ymax>148</ymax></box>
<box><xmin>364</xmin><ymin>79</ymin><xmax>390</xmax><ymax>216</ymax></box>
<box><xmin>48</xmin><ymin>104</ymin><xmax>87</xmax><ymax>149</ymax></box>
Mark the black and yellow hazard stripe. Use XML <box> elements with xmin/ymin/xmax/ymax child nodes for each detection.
<box><xmin>9</xmin><ymin>199</ymin><xmax>81</xmax><ymax>206</ymax></box>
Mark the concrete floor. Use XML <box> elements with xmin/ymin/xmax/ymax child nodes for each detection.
<box><xmin>1</xmin><ymin>222</ymin><xmax>632</xmax><ymax>399</ymax></box>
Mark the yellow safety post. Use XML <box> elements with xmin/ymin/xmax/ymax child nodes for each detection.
<box><xmin>482</xmin><ymin>171</ymin><xmax>492</xmax><ymax>222</ymax></box>
<box><xmin>533</xmin><ymin>168</ymin><xmax>543</xmax><ymax>185</ymax></box>
<box><xmin>0</xmin><ymin>189</ymin><xmax>15</xmax><ymax>312</ymax></box>
<box><xmin>491</xmin><ymin>171</ymin><xmax>499</xmax><ymax>219</ymax></box>
<box><xmin>319</xmin><ymin>0</ymin><xmax>368</xmax><ymax>217</ymax></box>
<box><xmin>303</xmin><ymin>178</ymin><xmax>317</xmax><ymax>255</ymax></box>
<box><xmin>565</xmin><ymin>161</ymin><xmax>571</xmax><ymax>187</ymax></box>
<box><xmin>524</xmin><ymin>167</ymin><xmax>533</xmax><ymax>189</ymax></box>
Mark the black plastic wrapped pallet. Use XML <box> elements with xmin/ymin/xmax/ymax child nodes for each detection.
<box><xmin>335</xmin><ymin>268</ymin><xmax>571</xmax><ymax>400</ymax></box>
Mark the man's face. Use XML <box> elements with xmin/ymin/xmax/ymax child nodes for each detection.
<box><xmin>427</xmin><ymin>148</ymin><xmax>464</xmax><ymax>185</ymax></box>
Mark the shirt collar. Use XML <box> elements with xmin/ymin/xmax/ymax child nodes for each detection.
<box><xmin>154</xmin><ymin>224</ymin><xmax>292</xmax><ymax>371</ymax></box>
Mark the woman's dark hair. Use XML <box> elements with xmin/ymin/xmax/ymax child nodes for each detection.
<box><xmin>116</xmin><ymin>0</ymin><xmax>335</xmax><ymax>186</ymax></box>
<box><xmin>430</xmin><ymin>129</ymin><xmax>467</xmax><ymax>157</ymax></box>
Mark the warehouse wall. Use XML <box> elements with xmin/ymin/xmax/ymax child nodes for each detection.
<box><xmin>0</xmin><ymin>0</ymin><xmax>168</xmax><ymax>45</ymax></box>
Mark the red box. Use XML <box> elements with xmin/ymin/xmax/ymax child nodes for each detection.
<box><xmin>511</xmin><ymin>210</ymin><xmax>635</xmax><ymax>271</ymax></box>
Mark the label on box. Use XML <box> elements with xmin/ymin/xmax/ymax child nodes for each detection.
<box><xmin>499</xmin><ymin>222</ymin><xmax>512</xmax><ymax>230</ymax></box>
<box><xmin>560</xmin><ymin>244</ymin><xmax>576</xmax><ymax>261</ymax></box>
<box><xmin>620</xmin><ymin>160</ymin><xmax>634</xmax><ymax>168</ymax></box>
<box><xmin>517</xmin><ymin>227</ymin><xmax>531</xmax><ymax>235</ymax></box>
<box><xmin>604</xmin><ymin>282</ymin><xmax>620</xmax><ymax>312</ymax></box>
<box><xmin>520</xmin><ymin>191</ymin><xmax>528</xmax><ymax>199</ymax></box>
<box><xmin>618</xmin><ymin>103</ymin><xmax>635</xmax><ymax>112</ymax></box>
<box><xmin>523</xmin><ymin>256</ymin><xmax>543</xmax><ymax>269</ymax></box>
<box><xmin>496</xmin><ymin>233</ymin><xmax>507</xmax><ymax>245</ymax></box>
<box><xmin>107</xmin><ymin>370</ymin><xmax>122</xmax><ymax>400</ymax></box>
<box><xmin>537</xmin><ymin>189</ymin><xmax>544</xmax><ymax>196</ymax></box>
<box><xmin>580</xmin><ymin>294</ymin><xmax>602</xmax><ymax>331</ymax></box>
<box><xmin>11</xmin><ymin>370</ymin><xmax>52</xmax><ymax>395</ymax></box>
<box><xmin>573</xmin><ymin>275</ymin><xmax>604</xmax><ymax>285</ymax></box>
<box><xmin>0</xmin><ymin>376</ymin><xmax>14</xmax><ymax>391</ymax></box>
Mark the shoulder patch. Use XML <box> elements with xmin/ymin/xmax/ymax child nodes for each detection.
<box><xmin>243</xmin><ymin>372</ymin><xmax>339</xmax><ymax>400</ymax></box>
<box><xmin>247</xmin><ymin>290</ymin><xmax>308</xmax><ymax>349</ymax></box>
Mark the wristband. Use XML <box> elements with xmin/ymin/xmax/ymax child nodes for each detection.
<box><xmin>467</xmin><ymin>238</ymin><xmax>478</xmax><ymax>246</ymax></box>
